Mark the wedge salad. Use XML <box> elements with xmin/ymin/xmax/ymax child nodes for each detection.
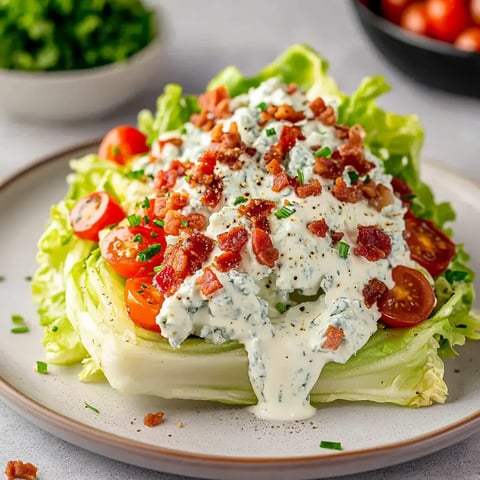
<box><xmin>33</xmin><ymin>44</ymin><xmax>480</xmax><ymax>421</ymax></box>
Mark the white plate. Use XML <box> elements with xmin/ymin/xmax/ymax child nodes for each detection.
<box><xmin>0</xmin><ymin>144</ymin><xmax>479</xmax><ymax>480</ymax></box>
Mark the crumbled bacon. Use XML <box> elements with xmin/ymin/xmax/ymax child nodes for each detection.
<box><xmin>361</xmin><ymin>182</ymin><xmax>394</xmax><ymax>211</ymax></box>
<box><xmin>362</xmin><ymin>278</ymin><xmax>388</xmax><ymax>308</ymax></box>
<box><xmin>5</xmin><ymin>460</ymin><xmax>37</xmax><ymax>480</ymax></box>
<box><xmin>164</xmin><ymin>210</ymin><xmax>183</xmax><ymax>236</ymax></box>
<box><xmin>238</xmin><ymin>199</ymin><xmax>276</xmax><ymax>233</ymax></box>
<box><xmin>307</xmin><ymin>219</ymin><xmax>329</xmax><ymax>238</ymax></box>
<box><xmin>313</xmin><ymin>150</ymin><xmax>344</xmax><ymax>179</ymax></box>
<box><xmin>264</xmin><ymin>125</ymin><xmax>305</xmax><ymax>164</ymax></box>
<box><xmin>334</xmin><ymin>124</ymin><xmax>350</xmax><ymax>140</ymax></box>
<box><xmin>274</xmin><ymin>104</ymin><xmax>305</xmax><ymax>123</ymax></box>
<box><xmin>251</xmin><ymin>228</ymin><xmax>279</xmax><ymax>268</ymax></box>
<box><xmin>217</xmin><ymin>226</ymin><xmax>249</xmax><ymax>252</ymax></box>
<box><xmin>144</xmin><ymin>411</ymin><xmax>165</xmax><ymax>427</ymax></box>
<box><xmin>259</xmin><ymin>104</ymin><xmax>279</xmax><ymax>126</ymax></box>
<box><xmin>196</xmin><ymin>267</ymin><xmax>223</xmax><ymax>296</ymax></box>
<box><xmin>285</xmin><ymin>83</ymin><xmax>298</xmax><ymax>95</ymax></box>
<box><xmin>157</xmin><ymin>137</ymin><xmax>183</xmax><ymax>152</ymax></box>
<box><xmin>191</xmin><ymin>86</ymin><xmax>231</xmax><ymax>130</ymax></box>
<box><xmin>154</xmin><ymin>168</ymin><xmax>178</xmax><ymax>194</ymax></box>
<box><xmin>391</xmin><ymin>177</ymin><xmax>415</xmax><ymax>207</ymax></box>
<box><xmin>214</xmin><ymin>251</ymin><xmax>242</xmax><ymax>272</ymax></box>
<box><xmin>201</xmin><ymin>176</ymin><xmax>224</xmax><ymax>208</ymax></box>
<box><xmin>322</xmin><ymin>325</ymin><xmax>344</xmax><ymax>350</ymax></box>
<box><xmin>295</xmin><ymin>178</ymin><xmax>322</xmax><ymax>198</ymax></box>
<box><xmin>330</xmin><ymin>231</ymin><xmax>345</xmax><ymax>243</ymax></box>
<box><xmin>194</xmin><ymin>150</ymin><xmax>217</xmax><ymax>185</ymax></box>
<box><xmin>308</xmin><ymin>97</ymin><xmax>326</xmax><ymax>117</ymax></box>
<box><xmin>183</xmin><ymin>213</ymin><xmax>207</xmax><ymax>232</ymax></box>
<box><xmin>318</xmin><ymin>105</ymin><xmax>336</xmax><ymax>126</ymax></box>
<box><xmin>338</xmin><ymin>124</ymin><xmax>373</xmax><ymax>175</ymax></box>
<box><xmin>272</xmin><ymin>170</ymin><xmax>292</xmax><ymax>192</ymax></box>
<box><xmin>210</xmin><ymin>122</ymin><xmax>250</xmax><ymax>170</ymax></box>
<box><xmin>332</xmin><ymin>177</ymin><xmax>362</xmax><ymax>203</ymax></box>
<box><xmin>184</xmin><ymin>233</ymin><xmax>216</xmax><ymax>262</ymax></box>
<box><xmin>354</xmin><ymin>225</ymin><xmax>392</xmax><ymax>262</ymax></box>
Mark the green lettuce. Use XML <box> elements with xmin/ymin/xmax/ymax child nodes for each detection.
<box><xmin>33</xmin><ymin>44</ymin><xmax>479</xmax><ymax>407</ymax></box>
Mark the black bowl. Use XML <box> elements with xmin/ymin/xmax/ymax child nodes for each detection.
<box><xmin>351</xmin><ymin>0</ymin><xmax>480</xmax><ymax>98</ymax></box>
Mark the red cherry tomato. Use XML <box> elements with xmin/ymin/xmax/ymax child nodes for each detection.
<box><xmin>381</xmin><ymin>0</ymin><xmax>415</xmax><ymax>24</ymax></box>
<box><xmin>125</xmin><ymin>277</ymin><xmax>164</xmax><ymax>332</ymax></box>
<box><xmin>425</xmin><ymin>0</ymin><xmax>470</xmax><ymax>42</ymax></box>
<box><xmin>98</xmin><ymin>125</ymin><xmax>149</xmax><ymax>165</ymax></box>
<box><xmin>100</xmin><ymin>225</ymin><xmax>166</xmax><ymax>278</ymax></box>
<box><xmin>378</xmin><ymin>265</ymin><xmax>435</xmax><ymax>327</ymax></box>
<box><xmin>471</xmin><ymin>0</ymin><xmax>480</xmax><ymax>23</ymax></box>
<box><xmin>404</xmin><ymin>213</ymin><xmax>456</xmax><ymax>276</ymax></box>
<box><xmin>70</xmin><ymin>191</ymin><xmax>125</xmax><ymax>242</ymax></box>
<box><xmin>455</xmin><ymin>26</ymin><xmax>480</xmax><ymax>51</ymax></box>
<box><xmin>401</xmin><ymin>2</ymin><xmax>430</xmax><ymax>35</ymax></box>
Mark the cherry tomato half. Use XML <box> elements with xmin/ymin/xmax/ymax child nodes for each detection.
<box><xmin>425</xmin><ymin>0</ymin><xmax>470</xmax><ymax>42</ymax></box>
<box><xmin>455</xmin><ymin>26</ymin><xmax>480</xmax><ymax>51</ymax></box>
<box><xmin>98</xmin><ymin>125</ymin><xmax>149</xmax><ymax>165</ymax></box>
<box><xmin>70</xmin><ymin>191</ymin><xmax>125</xmax><ymax>242</ymax></box>
<box><xmin>404</xmin><ymin>213</ymin><xmax>455</xmax><ymax>276</ymax></box>
<box><xmin>401</xmin><ymin>2</ymin><xmax>430</xmax><ymax>35</ymax></box>
<box><xmin>125</xmin><ymin>277</ymin><xmax>164</xmax><ymax>332</ymax></box>
<box><xmin>378</xmin><ymin>265</ymin><xmax>435</xmax><ymax>327</ymax></box>
<box><xmin>100</xmin><ymin>225</ymin><xmax>166</xmax><ymax>278</ymax></box>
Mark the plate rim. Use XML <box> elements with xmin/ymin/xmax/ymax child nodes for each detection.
<box><xmin>1</xmin><ymin>142</ymin><xmax>479</xmax><ymax>478</ymax></box>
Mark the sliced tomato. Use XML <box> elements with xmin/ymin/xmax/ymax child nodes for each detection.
<box><xmin>125</xmin><ymin>277</ymin><xmax>163</xmax><ymax>332</ymax></box>
<box><xmin>98</xmin><ymin>125</ymin><xmax>149</xmax><ymax>165</ymax></box>
<box><xmin>100</xmin><ymin>225</ymin><xmax>166</xmax><ymax>278</ymax></box>
<box><xmin>378</xmin><ymin>265</ymin><xmax>435</xmax><ymax>327</ymax></box>
<box><xmin>70</xmin><ymin>191</ymin><xmax>125</xmax><ymax>242</ymax></box>
<box><xmin>404</xmin><ymin>213</ymin><xmax>455</xmax><ymax>276</ymax></box>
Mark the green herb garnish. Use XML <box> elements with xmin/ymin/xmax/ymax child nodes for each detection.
<box><xmin>127</xmin><ymin>214</ymin><xmax>142</xmax><ymax>227</ymax></box>
<box><xmin>153</xmin><ymin>218</ymin><xmax>164</xmax><ymax>228</ymax></box>
<box><xmin>275</xmin><ymin>303</ymin><xmax>288</xmax><ymax>314</ymax></box>
<box><xmin>234</xmin><ymin>196</ymin><xmax>247</xmax><ymax>205</ymax></box>
<box><xmin>51</xmin><ymin>325</ymin><xmax>58</xmax><ymax>332</ymax></box>
<box><xmin>180</xmin><ymin>220</ymin><xmax>189</xmax><ymax>227</ymax></box>
<box><xmin>11</xmin><ymin>326</ymin><xmax>30</xmax><ymax>334</ymax></box>
<box><xmin>445</xmin><ymin>269</ymin><xmax>468</xmax><ymax>284</ymax></box>
<box><xmin>142</xmin><ymin>197</ymin><xmax>151</xmax><ymax>209</ymax></box>
<box><xmin>133</xmin><ymin>233</ymin><xmax>143</xmax><ymax>243</ymax></box>
<box><xmin>266</xmin><ymin>127</ymin><xmax>276</xmax><ymax>137</ymax></box>
<box><xmin>274</xmin><ymin>205</ymin><xmax>296</xmax><ymax>219</ymax></box>
<box><xmin>319</xmin><ymin>440</ymin><xmax>342</xmax><ymax>450</ymax></box>
<box><xmin>154</xmin><ymin>265</ymin><xmax>165</xmax><ymax>273</ymax></box>
<box><xmin>137</xmin><ymin>244</ymin><xmax>162</xmax><ymax>262</ymax></box>
<box><xmin>297</xmin><ymin>170</ymin><xmax>304</xmax><ymax>185</ymax></box>
<box><xmin>36</xmin><ymin>361</ymin><xmax>48</xmax><ymax>375</ymax></box>
<box><xmin>84</xmin><ymin>402</ymin><xmax>100</xmax><ymax>414</ymax></box>
<box><xmin>314</xmin><ymin>146</ymin><xmax>332</xmax><ymax>158</ymax></box>
<box><xmin>11</xmin><ymin>314</ymin><xmax>25</xmax><ymax>324</ymax></box>
<box><xmin>125</xmin><ymin>169</ymin><xmax>145</xmax><ymax>180</ymax></box>
<box><xmin>257</xmin><ymin>101</ymin><xmax>267</xmax><ymax>112</ymax></box>
<box><xmin>347</xmin><ymin>171</ymin><xmax>359</xmax><ymax>184</ymax></box>
<box><xmin>338</xmin><ymin>241</ymin><xmax>350</xmax><ymax>258</ymax></box>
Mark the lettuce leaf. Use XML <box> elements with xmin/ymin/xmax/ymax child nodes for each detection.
<box><xmin>32</xmin><ymin>44</ymin><xmax>479</xmax><ymax>407</ymax></box>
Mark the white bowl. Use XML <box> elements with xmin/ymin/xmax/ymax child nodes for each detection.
<box><xmin>0</xmin><ymin>15</ymin><xmax>165</xmax><ymax>123</ymax></box>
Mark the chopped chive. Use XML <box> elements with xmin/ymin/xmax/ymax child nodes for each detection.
<box><xmin>112</xmin><ymin>145</ymin><xmax>120</xmax><ymax>155</ymax></box>
<box><xmin>84</xmin><ymin>402</ymin><xmax>100</xmax><ymax>414</ymax></box>
<box><xmin>338</xmin><ymin>241</ymin><xmax>350</xmax><ymax>259</ymax></box>
<box><xmin>234</xmin><ymin>196</ymin><xmax>247</xmax><ymax>205</ymax></box>
<box><xmin>125</xmin><ymin>169</ymin><xmax>145</xmax><ymax>180</ymax></box>
<box><xmin>180</xmin><ymin>220</ymin><xmax>189</xmax><ymax>227</ymax></box>
<box><xmin>297</xmin><ymin>170</ymin><xmax>305</xmax><ymax>185</ymax></box>
<box><xmin>143</xmin><ymin>215</ymin><xmax>150</xmax><ymax>224</ymax></box>
<box><xmin>185</xmin><ymin>174</ymin><xmax>191</xmax><ymax>183</ymax></box>
<box><xmin>133</xmin><ymin>233</ymin><xmax>143</xmax><ymax>243</ymax></box>
<box><xmin>314</xmin><ymin>146</ymin><xmax>332</xmax><ymax>158</ymax></box>
<box><xmin>275</xmin><ymin>303</ymin><xmax>288</xmax><ymax>314</ymax></box>
<box><xmin>137</xmin><ymin>244</ymin><xmax>162</xmax><ymax>262</ymax></box>
<box><xmin>180</xmin><ymin>126</ymin><xmax>188</xmax><ymax>135</ymax></box>
<box><xmin>154</xmin><ymin>265</ymin><xmax>165</xmax><ymax>273</ymax></box>
<box><xmin>274</xmin><ymin>206</ymin><xmax>296</xmax><ymax>219</ymax></box>
<box><xmin>150</xmin><ymin>231</ymin><xmax>158</xmax><ymax>238</ymax></box>
<box><xmin>257</xmin><ymin>101</ymin><xmax>267</xmax><ymax>112</ymax></box>
<box><xmin>11</xmin><ymin>314</ymin><xmax>25</xmax><ymax>324</ymax></box>
<box><xmin>445</xmin><ymin>269</ymin><xmax>468</xmax><ymax>284</ymax></box>
<box><xmin>363</xmin><ymin>174</ymin><xmax>371</xmax><ymax>183</ymax></box>
<box><xmin>320</xmin><ymin>440</ymin><xmax>342</xmax><ymax>450</ymax></box>
<box><xmin>266</xmin><ymin>127</ymin><xmax>276</xmax><ymax>137</ymax></box>
<box><xmin>127</xmin><ymin>214</ymin><xmax>141</xmax><ymax>227</ymax></box>
<box><xmin>11</xmin><ymin>326</ymin><xmax>30</xmax><ymax>334</ymax></box>
<box><xmin>36</xmin><ymin>361</ymin><xmax>48</xmax><ymax>375</ymax></box>
<box><xmin>142</xmin><ymin>197</ymin><xmax>151</xmax><ymax>209</ymax></box>
<box><xmin>153</xmin><ymin>218</ymin><xmax>164</xmax><ymax>228</ymax></box>
<box><xmin>51</xmin><ymin>325</ymin><xmax>58</xmax><ymax>332</ymax></box>
<box><xmin>24</xmin><ymin>275</ymin><xmax>32</xmax><ymax>282</ymax></box>
<box><xmin>347</xmin><ymin>171</ymin><xmax>359</xmax><ymax>184</ymax></box>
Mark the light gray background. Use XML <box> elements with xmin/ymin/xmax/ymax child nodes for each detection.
<box><xmin>1</xmin><ymin>1</ymin><xmax>479</xmax><ymax>479</ymax></box>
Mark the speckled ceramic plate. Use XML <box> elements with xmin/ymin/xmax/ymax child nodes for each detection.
<box><xmin>0</xmin><ymin>144</ymin><xmax>479</xmax><ymax>480</ymax></box>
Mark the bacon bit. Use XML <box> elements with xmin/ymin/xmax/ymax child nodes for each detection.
<box><xmin>168</xmin><ymin>191</ymin><xmax>189</xmax><ymax>210</ymax></box>
<box><xmin>332</xmin><ymin>177</ymin><xmax>362</xmax><ymax>203</ymax></box>
<box><xmin>308</xmin><ymin>97</ymin><xmax>326</xmax><ymax>117</ymax></box>
<box><xmin>183</xmin><ymin>213</ymin><xmax>207</xmax><ymax>232</ymax></box>
<box><xmin>143</xmin><ymin>411</ymin><xmax>165</xmax><ymax>427</ymax></box>
<box><xmin>362</xmin><ymin>278</ymin><xmax>388</xmax><ymax>308</ymax></box>
<box><xmin>313</xmin><ymin>150</ymin><xmax>344</xmax><ymax>179</ymax></box>
<box><xmin>214</xmin><ymin>251</ymin><xmax>242</xmax><ymax>272</ymax></box>
<box><xmin>199</xmin><ymin>86</ymin><xmax>230</xmax><ymax>116</ymax></box>
<box><xmin>5</xmin><ymin>460</ymin><xmax>37</xmax><ymax>480</ymax></box>
<box><xmin>338</xmin><ymin>124</ymin><xmax>374</xmax><ymax>175</ymax></box>
<box><xmin>295</xmin><ymin>178</ymin><xmax>322</xmax><ymax>198</ymax></box>
<box><xmin>391</xmin><ymin>177</ymin><xmax>414</xmax><ymax>207</ymax></box>
<box><xmin>191</xmin><ymin>86</ymin><xmax>231</xmax><ymax>130</ymax></box>
<box><xmin>322</xmin><ymin>325</ymin><xmax>344</xmax><ymax>350</ymax></box>
<box><xmin>265</xmin><ymin>159</ymin><xmax>283</xmax><ymax>175</ymax></box>
<box><xmin>195</xmin><ymin>150</ymin><xmax>217</xmax><ymax>185</ymax></box>
<box><xmin>201</xmin><ymin>176</ymin><xmax>224</xmax><ymax>208</ymax></box>
<box><xmin>154</xmin><ymin>264</ymin><xmax>180</xmax><ymax>296</ymax></box>
<box><xmin>272</xmin><ymin>171</ymin><xmax>291</xmax><ymax>192</ymax></box>
<box><xmin>157</xmin><ymin>137</ymin><xmax>183</xmax><ymax>152</ymax></box>
<box><xmin>251</xmin><ymin>228</ymin><xmax>279</xmax><ymax>268</ymax></box>
<box><xmin>217</xmin><ymin>226</ymin><xmax>249</xmax><ymax>252</ymax></box>
<box><xmin>334</xmin><ymin>124</ymin><xmax>350</xmax><ymax>140</ymax></box>
<box><xmin>354</xmin><ymin>225</ymin><xmax>392</xmax><ymax>262</ymax></box>
<box><xmin>154</xmin><ymin>168</ymin><xmax>178</xmax><ymax>194</ymax></box>
<box><xmin>330</xmin><ymin>231</ymin><xmax>345</xmax><ymax>243</ymax></box>
<box><xmin>361</xmin><ymin>182</ymin><xmax>394</xmax><ymax>211</ymax></box>
<box><xmin>286</xmin><ymin>83</ymin><xmax>298</xmax><ymax>95</ymax></box>
<box><xmin>184</xmin><ymin>233</ymin><xmax>215</xmax><ymax>262</ymax></box>
<box><xmin>238</xmin><ymin>199</ymin><xmax>276</xmax><ymax>232</ymax></box>
<box><xmin>307</xmin><ymin>219</ymin><xmax>329</xmax><ymax>238</ymax></box>
<box><xmin>258</xmin><ymin>104</ymin><xmax>279</xmax><ymax>126</ymax></box>
<box><xmin>318</xmin><ymin>105</ymin><xmax>337</xmax><ymax>126</ymax></box>
<box><xmin>274</xmin><ymin>104</ymin><xmax>305</xmax><ymax>123</ymax></box>
<box><xmin>190</xmin><ymin>110</ymin><xmax>215</xmax><ymax>131</ymax></box>
<box><xmin>196</xmin><ymin>267</ymin><xmax>223</xmax><ymax>296</ymax></box>
<box><xmin>210</xmin><ymin>122</ymin><xmax>246</xmax><ymax>170</ymax></box>
<box><xmin>264</xmin><ymin>125</ymin><xmax>305</xmax><ymax>164</ymax></box>
<box><xmin>164</xmin><ymin>210</ymin><xmax>183</xmax><ymax>236</ymax></box>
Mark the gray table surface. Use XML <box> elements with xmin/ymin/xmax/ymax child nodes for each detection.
<box><xmin>0</xmin><ymin>1</ymin><xmax>479</xmax><ymax>479</ymax></box>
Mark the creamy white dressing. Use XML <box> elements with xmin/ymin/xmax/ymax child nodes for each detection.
<box><xmin>147</xmin><ymin>78</ymin><xmax>417</xmax><ymax>420</ymax></box>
